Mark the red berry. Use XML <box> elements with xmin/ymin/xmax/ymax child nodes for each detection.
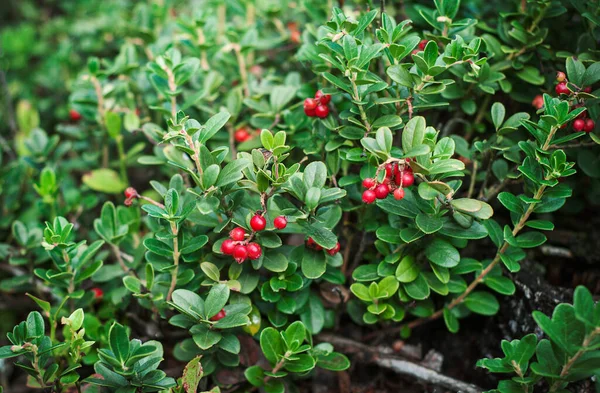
<box><xmin>230</xmin><ymin>227</ymin><xmax>246</xmax><ymax>241</ymax></box>
<box><xmin>315</xmin><ymin>90</ymin><xmax>331</xmax><ymax>105</ymax></box>
<box><xmin>411</xmin><ymin>49</ymin><xmax>419</xmax><ymax>55</ymax></box>
<box><xmin>584</xmin><ymin>119</ymin><xmax>595</xmax><ymax>133</ymax></box>
<box><xmin>250</xmin><ymin>214</ymin><xmax>266</xmax><ymax>231</ymax></box>
<box><xmin>532</xmin><ymin>95</ymin><xmax>544</xmax><ymax>110</ymax></box>
<box><xmin>247</xmin><ymin>242</ymin><xmax>262</xmax><ymax>260</ymax></box>
<box><xmin>274</xmin><ymin>216</ymin><xmax>287</xmax><ymax>229</ymax></box>
<box><xmin>362</xmin><ymin>190</ymin><xmax>377</xmax><ymax>204</ymax></box>
<box><xmin>584</xmin><ymin>87</ymin><xmax>592</xmax><ymax>93</ymax></box>
<box><xmin>304</xmin><ymin>98</ymin><xmax>318</xmax><ymax>110</ymax></box>
<box><xmin>555</xmin><ymin>82</ymin><xmax>570</xmax><ymax>95</ymax></box>
<box><xmin>362</xmin><ymin>178</ymin><xmax>376</xmax><ymax>189</ymax></box>
<box><xmin>221</xmin><ymin>239</ymin><xmax>236</xmax><ymax>255</ymax></box>
<box><xmin>124</xmin><ymin>187</ymin><xmax>137</xmax><ymax>199</ymax></box>
<box><xmin>91</xmin><ymin>287</ymin><xmax>103</xmax><ymax>299</ymax></box>
<box><xmin>304</xmin><ymin>107</ymin><xmax>316</xmax><ymax>117</ymax></box>
<box><xmin>315</xmin><ymin>105</ymin><xmax>329</xmax><ymax>118</ymax></box>
<box><xmin>233</xmin><ymin>245</ymin><xmax>248</xmax><ymax>264</ymax></box>
<box><xmin>556</xmin><ymin>71</ymin><xmax>566</xmax><ymax>82</ymax></box>
<box><xmin>418</xmin><ymin>39</ymin><xmax>428</xmax><ymax>50</ymax></box>
<box><xmin>402</xmin><ymin>172</ymin><xmax>415</xmax><ymax>187</ymax></box>
<box><xmin>394</xmin><ymin>188</ymin><xmax>405</xmax><ymax>200</ymax></box>
<box><xmin>210</xmin><ymin>309</ymin><xmax>226</xmax><ymax>321</ymax></box>
<box><xmin>573</xmin><ymin>119</ymin><xmax>585</xmax><ymax>131</ymax></box>
<box><xmin>306</xmin><ymin>237</ymin><xmax>322</xmax><ymax>250</ymax></box>
<box><xmin>385</xmin><ymin>163</ymin><xmax>393</xmax><ymax>178</ymax></box>
<box><xmin>327</xmin><ymin>242</ymin><xmax>341</xmax><ymax>256</ymax></box>
<box><xmin>375</xmin><ymin>184</ymin><xmax>390</xmax><ymax>199</ymax></box>
<box><xmin>69</xmin><ymin>109</ymin><xmax>82</xmax><ymax>121</ymax></box>
<box><xmin>234</xmin><ymin>128</ymin><xmax>251</xmax><ymax>143</ymax></box>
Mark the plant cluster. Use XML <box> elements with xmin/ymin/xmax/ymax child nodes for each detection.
<box><xmin>1</xmin><ymin>0</ymin><xmax>600</xmax><ymax>392</ymax></box>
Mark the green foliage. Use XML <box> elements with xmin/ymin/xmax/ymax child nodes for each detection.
<box><xmin>478</xmin><ymin>286</ymin><xmax>600</xmax><ymax>393</ymax></box>
<box><xmin>1</xmin><ymin>0</ymin><xmax>600</xmax><ymax>392</ymax></box>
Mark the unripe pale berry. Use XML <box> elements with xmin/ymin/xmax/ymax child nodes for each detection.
<box><xmin>230</xmin><ymin>227</ymin><xmax>246</xmax><ymax>241</ymax></box>
<box><xmin>394</xmin><ymin>188</ymin><xmax>405</xmax><ymax>200</ymax></box>
<box><xmin>375</xmin><ymin>184</ymin><xmax>390</xmax><ymax>199</ymax></box>
<box><xmin>573</xmin><ymin>119</ymin><xmax>585</xmax><ymax>131</ymax></box>
<box><xmin>555</xmin><ymin>82</ymin><xmax>569</xmax><ymax>95</ymax></box>
<box><xmin>327</xmin><ymin>242</ymin><xmax>341</xmax><ymax>256</ymax></box>
<box><xmin>362</xmin><ymin>178</ymin><xmax>376</xmax><ymax>189</ymax></box>
<box><xmin>315</xmin><ymin>105</ymin><xmax>329</xmax><ymax>118</ymax></box>
<box><xmin>532</xmin><ymin>95</ymin><xmax>544</xmax><ymax>110</ymax></box>
<box><xmin>584</xmin><ymin>119</ymin><xmax>595</xmax><ymax>133</ymax></box>
<box><xmin>402</xmin><ymin>172</ymin><xmax>415</xmax><ymax>187</ymax></box>
<box><xmin>250</xmin><ymin>214</ymin><xmax>266</xmax><ymax>231</ymax></box>
<box><xmin>274</xmin><ymin>216</ymin><xmax>287</xmax><ymax>229</ymax></box>
<box><xmin>315</xmin><ymin>90</ymin><xmax>331</xmax><ymax>105</ymax></box>
<box><xmin>233</xmin><ymin>245</ymin><xmax>248</xmax><ymax>263</ymax></box>
<box><xmin>210</xmin><ymin>309</ymin><xmax>226</xmax><ymax>321</ymax></box>
<box><xmin>362</xmin><ymin>190</ymin><xmax>376</xmax><ymax>204</ymax></box>
<box><xmin>124</xmin><ymin>187</ymin><xmax>137</xmax><ymax>199</ymax></box>
<box><xmin>556</xmin><ymin>71</ymin><xmax>566</xmax><ymax>82</ymax></box>
<box><xmin>247</xmin><ymin>242</ymin><xmax>262</xmax><ymax>260</ymax></box>
<box><xmin>221</xmin><ymin>239</ymin><xmax>236</xmax><ymax>255</ymax></box>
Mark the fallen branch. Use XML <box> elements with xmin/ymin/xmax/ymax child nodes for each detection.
<box><xmin>317</xmin><ymin>334</ymin><xmax>482</xmax><ymax>393</ymax></box>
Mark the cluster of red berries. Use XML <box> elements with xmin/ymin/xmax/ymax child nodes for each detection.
<box><xmin>234</xmin><ymin>126</ymin><xmax>255</xmax><ymax>143</ymax></box>
<box><xmin>124</xmin><ymin>187</ymin><xmax>138</xmax><ymax>206</ymax></box>
<box><xmin>362</xmin><ymin>161</ymin><xmax>414</xmax><ymax>204</ymax></box>
<box><xmin>221</xmin><ymin>214</ymin><xmax>288</xmax><ymax>263</ymax></box>
<box><xmin>572</xmin><ymin>111</ymin><xmax>595</xmax><ymax>133</ymax></box>
<box><xmin>555</xmin><ymin>71</ymin><xmax>592</xmax><ymax>95</ymax></box>
<box><xmin>553</xmin><ymin>72</ymin><xmax>596</xmax><ymax>133</ymax></box>
<box><xmin>411</xmin><ymin>39</ymin><xmax>429</xmax><ymax>55</ymax></box>
<box><xmin>304</xmin><ymin>91</ymin><xmax>331</xmax><ymax>118</ymax></box>
<box><xmin>306</xmin><ymin>237</ymin><xmax>341</xmax><ymax>256</ymax></box>
<box><xmin>210</xmin><ymin>309</ymin><xmax>226</xmax><ymax>321</ymax></box>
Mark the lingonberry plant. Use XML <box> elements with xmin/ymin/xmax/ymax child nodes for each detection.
<box><xmin>1</xmin><ymin>0</ymin><xmax>600</xmax><ymax>392</ymax></box>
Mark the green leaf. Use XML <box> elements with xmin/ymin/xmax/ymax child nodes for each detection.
<box><xmin>464</xmin><ymin>291</ymin><xmax>499</xmax><ymax>316</ymax></box>
<box><xmin>109</xmin><ymin>323</ymin><xmax>130</xmax><ymax>364</ymax></box>
<box><xmin>182</xmin><ymin>356</ymin><xmax>203</xmax><ymax>393</ymax></box>
<box><xmin>415</xmin><ymin>213</ymin><xmax>444</xmax><ymax>234</ymax></box>
<box><xmin>217</xmin><ymin>159</ymin><xmax>251</xmax><ymax>188</ymax></box>
<box><xmin>105</xmin><ymin>111</ymin><xmax>122</xmax><ymax>139</ymax></box>
<box><xmin>26</xmin><ymin>311</ymin><xmax>45</xmax><ymax>338</ymax></box>
<box><xmin>200</xmin><ymin>111</ymin><xmax>231</xmax><ymax>143</ymax></box>
<box><xmin>192</xmin><ymin>324</ymin><xmax>222</xmax><ymax>350</ymax></box>
<box><xmin>396</xmin><ymin>255</ymin><xmax>420</xmax><ymax>283</ymax></box>
<box><xmin>205</xmin><ymin>284</ymin><xmax>230</xmax><ymax>319</ymax></box>
<box><xmin>403</xmin><ymin>274</ymin><xmax>430</xmax><ymax>300</ymax></box>
<box><xmin>443</xmin><ymin>308</ymin><xmax>459</xmax><ymax>333</ymax></box>
<box><xmin>491</xmin><ymin>102</ymin><xmax>505</xmax><ymax>130</ymax></box>
<box><xmin>303</xmin><ymin>162</ymin><xmax>328</xmax><ymax>189</ymax></box>
<box><xmin>516</xmin><ymin>66</ymin><xmax>545</xmax><ymax>86</ymax></box>
<box><xmin>300</xmin><ymin>293</ymin><xmax>325</xmax><ymax>334</ymax></box>
<box><xmin>260</xmin><ymin>327</ymin><xmax>284</xmax><ymax>364</ymax></box>
<box><xmin>317</xmin><ymin>352</ymin><xmax>351</xmax><ymax>371</ymax></box>
<box><xmin>82</xmin><ymin>169</ymin><xmax>127</xmax><ymax>194</ymax></box>
<box><xmin>532</xmin><ymin>304</ymin><xmax>585</xmax><ymax>355</ymax></box>
<box><xmin>285</xmin><ymin>353</ymin><xmax>316</xmax><ymax>373</ymax></box>
<box><xmin>425</xmin><ymin>239</ymin><xmax>460</xmax><ymax>268</ymax></box>
<box><xmin>402</xmin><ymin>116</ymin><xmax>426</xmax><ymax>151</ymax></box>
<box><xmin>301</xmin><ymin>249</ymin><xmax>326</xmax><ymax>279</ymax></box>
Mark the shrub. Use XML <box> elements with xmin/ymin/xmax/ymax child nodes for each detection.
<box><xmin>1</xmin><ymin>0</ymin><xmax>599</xmax><ymax>392</ymax></box>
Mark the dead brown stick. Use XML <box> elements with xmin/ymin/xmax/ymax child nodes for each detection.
<box><xmin>317</xmin><ymin>334</ymin><xmax>482</xmax><ymax>393</ymax></box>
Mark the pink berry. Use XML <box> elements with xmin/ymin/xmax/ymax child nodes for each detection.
<box><xmin>573</xmin><ymin>119</ymin><xmax>585</xmax><ymax>131</ymax></box>
<box><xmin>394</xmin><ymin>188</ymin><xmax>405</xmax><ymax>200</ymax></box>
<box><xmin>362</xmin><ymin>178</ymin><xmax>376</xmax><ymax>189</ymax></box>
<box><xmin>362</xmin><ymin>190</ymin><xmax>376</xmax><ymax>204</ymax></box>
